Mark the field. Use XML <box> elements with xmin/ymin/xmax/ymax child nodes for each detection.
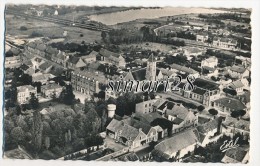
<box><xmin>5</xmin><ymin>14</ymin><xmax>101</xmax><ymax>44</ymax></box>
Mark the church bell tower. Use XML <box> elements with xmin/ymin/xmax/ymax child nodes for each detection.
<box><xmin>146</xmin><ymin>53</ymin><xmax>156</xmax><ymax>81</ymax></box>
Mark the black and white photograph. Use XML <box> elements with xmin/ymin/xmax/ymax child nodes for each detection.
<box><xmin>1</xmin><ymin>1</ymin><xmax>259</xmax><ymax>164</ymax></box>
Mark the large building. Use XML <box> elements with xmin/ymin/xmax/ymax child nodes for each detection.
<box><xmin>71</xmin><ymin>69</ymin><xmax>107</xmax><ymax>96</ymax></box>
<box><xmin>41</xmin><ymin>83</ymin><xmax>63</xmax><ymax>98</ymax></box>
<box><xmin>17</xmin><ymin>85</ymin><xmax>37</xmax><ymax>104</ymax></box>
<box><xmin>212</xmin><ymin>37</ymin><xmax>237</xmax><ymax>50</ymax></box>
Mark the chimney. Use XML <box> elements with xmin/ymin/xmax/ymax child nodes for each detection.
<box><xmin>139</xmin><ymin>128</ymin><xmax>142</xmax><ymax>132</ymax></box>
<box><xmin>228</xmin><ymin>100</ymin><xmax>231</xmax><ymax>103</ymax></box>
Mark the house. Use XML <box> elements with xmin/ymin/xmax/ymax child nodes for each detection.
<box><xmin>99</xmin><ymin>48</ymin><xmax>126</xmax><ymax>68</ymax></box>
<box><xmin>133</xmin><ymin>112</ymin><xmax>169</xmax><ymax>139</ymax></box>
<box><xmin>32</xmin><ymin>73</ymin><xmax>54</xmax><ymax>84</ymax></box>
<box><xmin>153</xmin><ymin>129</ymin><xmax>199</xmax><ymax>160</ymax></box>
<box><xmin>170</xmin><ymin>63</ymin><xmax>200</xmax><ymax>78</ymax></box>
<box><xmin>201</xmin><ymin>56</ymin><xmax>218</xmax><ymax>68</ymax></box>
<box><xmin>154</xmin><ymin>99</ymin><xmax>198</xmax><ymax>134</ymax></box>
<box><xmin>5</xmin><ymin>55</ymin><xmax>21</xmax><ymax>69</ymax></box>
<box><xmin>228</xmin><ymin>80</ymin><xmax>245</xmax><ymax>94</ymax></box>
<box><xmin>67</xmin><ymin>56</ymin><xmax>87</xmax><ymax>69</ymax></box>
<box><xmin>31</xmin><ymin>57</ymin><xmax>45</xmax><ymax>70</ymax></box>
<box><xmin>41</xmin><ymin>83</ymin><xmax>63</xmax><ymax>98</ymax></box>
<box><xmin>212</xmin><ymin>37</ymin><xmax>237</xmax><ymax>50</ymax></box>
<box><xmin>38</xmin><ymin>62</ymin><xmax>53</xmax><ymax>73</ymax></box>
<box><xmin>211</xmin><ymin>97</ymin><xmax>247</xmax><ymax>113</ymax></box>
<box><xmin>81</xmin><ymin>50</ymin><xmax>98</xmax><ymax>63</ymax></box>
<box><xmin>17</xmin><ymin>85</ymin><xmax>37</xmax><ymax>104</ymax></box>
<box><xmin>196</xmin><ymin>117</ymin><xmax>222</xmax><ymax>147</ymax></box>
<box><xmin>196</xmin><ymin>32</ymin><xmax>209</xmax><ymax>42</ymax></box>
<box><xmin>135</xmin><ymin>98</ymin><xmax>158</xmax><ymax>114</ymax></box>
<box><xmin>106</xmin><ymin>117</ymin><xmax>158</xmax><ymax>149</ymax></box>
<box><xmin>174</xmin><ymin>78</ymin><xmax>220</xmax><ymax>106</ymax></box>
<box><xmin>51</xmin><ymin>50</ymin><xmax>68</xmax><ymax>66</ymax></box>
<box><xmin>221</xmin><ymin>147</ymin><xmax>249</xmax><ymax>164</ymax></box>
<box><xmin>228</xmin><ymin>65</ymin><xmax>249</xmax><ymax>79</ymax></box>
<box><xmin>222</xmin><ymin>117</ymin><xmax>250</xmax><ymax>140</ymax></box>
<box><xmin>235</xmin><ymin>91</ymin><xmax>250</xmax><ymax>108</ymax></box>
<box><xmin>201</xmin><ymin>66</ymin><xmax>219</xmax><ymax>78</ymax></box>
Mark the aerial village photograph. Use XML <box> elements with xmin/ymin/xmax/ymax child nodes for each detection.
<box><xmin>3</xmin><ymin>4</ymin><xmax>251</xmax><ymax>163</ymax></box>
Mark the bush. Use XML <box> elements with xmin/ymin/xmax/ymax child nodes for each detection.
<box><xmin>208</xmin><ymin>109</ymin><xmax>218</xmax><ymax>116</ymax></box>
<box><xmin>20</xmin><ymin>26</ymin><xmax>28</xmax><ymax>31</ymax></box>
<box><xmin>197</xmin><ymin>105</ymin><xmax>205</xmax><ymax>112</ymax></box>
<box><xmin>231</xmin><ymin>110</ymin><xmax>246</xmax><ymax>118</ymax></box>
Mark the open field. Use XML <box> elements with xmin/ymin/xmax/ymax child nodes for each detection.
<box><xmin>5</xmin><ymin>14</ymin><xmax>101</xmax><ymax>44</ymax></box>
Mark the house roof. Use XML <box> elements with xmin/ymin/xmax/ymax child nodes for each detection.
<box><xmin>20</xmin><ymin>64</ymin><xmax>30</xmax><ymax>71</ymax></box>
<box><xmin>45</xmin><ymin>46</ymin><xmax>58</xmax><ymax>55</ymax></box>
<box><xmin>41</xmin><ymin>83</ymin><xmax>62</xmax><ymax>90</ymax></box>
<box><xmin>170</xmin><ymin>63</ymin><xmax>198</xmax><ymax>74</ymax></box>
<box><xmin>235</xmin><ymin>91</ymin><xmax>250</xmax><ymax>104</ymax></box>
<box><xmin>4</xmin><ymin>146</ymin><xmax>33</xmax><ymax>159</ymax></box>
<box><xmin>204</xmin><ymin>56</ymin><xmax>218</xmax><ymax>63</ymax></box>
<box><xmin>197</xmin><ymin>117</ymin><xmax>220</xmax><ymax>134</ymax></box>
<box><xmin>154</xmin><ymin>129</ymin><xmax>199</xmax><ymax>158</ymax></box>
<box><xmin>213</xmin><ymin>97</ymin><xmax>246</xmax><ymax>110</ymax></box>
<box><xmin>106</xmin><ymin>119</ymin><xmax>123</xmax><ymax>132</ymax></box>
<box><xmin>222</xmin><ymin>117</ymin><xmax>249</xmax><ymax>131</ymax></box>
<box><xmin>122</xmin><ymin>117</ymin><xmax>152</xmax><ymax>134</ymax></box>
<box><xmin>120</xmin><ymin>124</ymin><xmax>140</xmax><ymax>141</ymax></box>
<box><xmin>39</xmin><ymin>62</ymin><xmax>53</xmax><ymax>71</ymax></box>
<box><xmin>223</xmin><ymin>147</ymin><xmax>248</xmax><ymax>162</ymax></box>
<box><xmin>192</xmin><ymin>87</ymin><xmax>207</xmax><ymax>95</ymax></box>
<box><xmin>203</xmin><ymin>66</ymin><xmax>216</xmax><ymax>72</ymax></box>
<box><xmin>68</xmin><ymin>56</ymin><xmax>80</xmax><ymax>64</ymax></box>
<box><xmin>134</xmin><ymin>112</ymin><xmax>162</xmax><ymax>124</ymax></box>
<box><xmin>230</xmin><ymin>65</ymin><xmax>246</xmax><ymax>73</ymax></box>
<box><xmin>193</xmin><ymin>78</ymin><xmax>219</xmax><ymax>91</ymax></box>
<box><xmin>17</xmin><ymin>85</ymin><xmax>35</xmax><ymax>93</ymax></box>
<box><xmin>229</xmin><ymin>80</ymin><xmax>244</xmax><ymax>89</ymax></box>
<box><xmin>99</xmin><ymin>48</ymin><xmax>120</xmax><ymax>58</ymax></box>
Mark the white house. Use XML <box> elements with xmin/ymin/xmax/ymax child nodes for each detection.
<box><xmin>17</xmin><ymin>85</ymin><xmax>37</xmax><ymax>104</ymax></box>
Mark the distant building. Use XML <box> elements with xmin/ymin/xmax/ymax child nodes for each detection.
<box><xmin>81</xmin><ymin>50</ymin><xmax>98</xmax><ymax>63</ymax></box>
<box><xmin>67</xmin><ymin>56</ymin><xmax>87</xmax><ymax>69</ymax></box>
<box><xmin>41</xmin><ymin>83</ymin><xmax>63</xmax><ymax>98</ymax></box>
<box><xmin>17</xmin><ymin>85</ymin><xmax>37</xmax><ymax>104</ymax></box>
<box><xmin>201</xmin><ymin>56</ymin><xmax>218</xmax><ymax>68</ymax></box>
<box><xmin>5</xmin><ymin>55</ymin><xmax>21</xmax><ymax>68</ymax></box>
<box><xmin>196</xmin><ymin>33</ymin><xmax>209</xmax><ymax>42</ymax></box>
<box><xmin>135</xmin><ymin>98</ymin><xmax>158</xmax><ymax>114</ymax></box>
<box><xmin>98</xmin><ymin>48</ymin><xmax>126</xmax><ymax>68</ymax></box>
<box><xmin>212</xmin><ymin>37</ymin><xmax>237</xmax><ymax>50</ymax></box>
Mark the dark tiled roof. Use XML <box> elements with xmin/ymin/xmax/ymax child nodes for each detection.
<box><xmin>39</xmin><ymin>62</ymin><xmax>53</xmax><ymax>71</ymax></box>
<box><xmin>20</xmin><ymin>64</ymin><xmax>30</xmax><ymax>71</ymax></box>
<box><xmin>123</xmin><ymin>118</ymin><xmax>152</xmax><ymax>134</ymax></box>
<box><xmin>225</xmin><ymin>147</ymin><xmax>248</xmax><ymax>162</ymax></box>
<box><xmin>154</xmin><ymin>129</ymin><xmax>199</xmax><ymax>158</ymax></box>
<box><xmin>214</xmin><ymin>97</ymin><xmax>246</xmax><ymax>110</ymax></box>
<box><xmin>171</xmin><ymin>63</ymin><xmax>198</xmax><ymax>74</ymax></box>
<box><xmin>193</xmin><ymin>78</ymin><xmax>219</xmax><ymax>91</ymax></box>
<box><xmin>230</xmin><ymin>65</ymin><xmax>246</xmax><ymax>73</ymax></box>
<box><xmin>99</xmin><ymin>48</ymin><xmax>120</xmax><ymax>58</ymax></box>
<box><xmin>197</xmin><ymin>118</ymin><xmax>220</xmax><ymax>134</ymax></box>
<box><xmin>68</xmin><ymin>56</ymin><xmax>80</xmax><ymax>64</ymax></box>
<box><xmin>192</xmin><ymin>87</ymin><xmax>207</xmax><ymax>95</ymax></box>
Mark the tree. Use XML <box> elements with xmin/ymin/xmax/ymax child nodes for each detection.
<box><xmin>20</xmin><ymin>26</ymin><xmax>27</xmax><ymax>31</ymax></box>
<box><xmin>231</xmin><ymin>110</ymin><xmax>246</xmax><ymax>118</ymax></box>
<box><xmin>59</xmin><ymin>85</ymin><xmax>75</xmax><ymax>105</ymax></box>
<box><xmin>29</xmin><ymin>93</ymin><xmax>39</xmax><ymax>110</ymax></box>
<box><xmin>31</xmin><ymin>110</ymin><xmax>43</xmax><ymax>157</ymax></box>
<box><xmin>10</xmin><ymin>127</ymin><xmax>25</xmax><ymax>144</ymax></box>
<box><xmin>197</xmin><ymin>105</ymin><xmax>205</xmax><ymax>112</ymax></box>
<box><xmin>208</xmin><ymin>109</ymin><xmax>218</xmax><ymax>116</ymax></box>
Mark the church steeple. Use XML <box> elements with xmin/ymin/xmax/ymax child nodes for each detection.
<box><xmin>146</xmin><ymin>53</ymin><xmax>157</xmax><ymax>81</ymax></box>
